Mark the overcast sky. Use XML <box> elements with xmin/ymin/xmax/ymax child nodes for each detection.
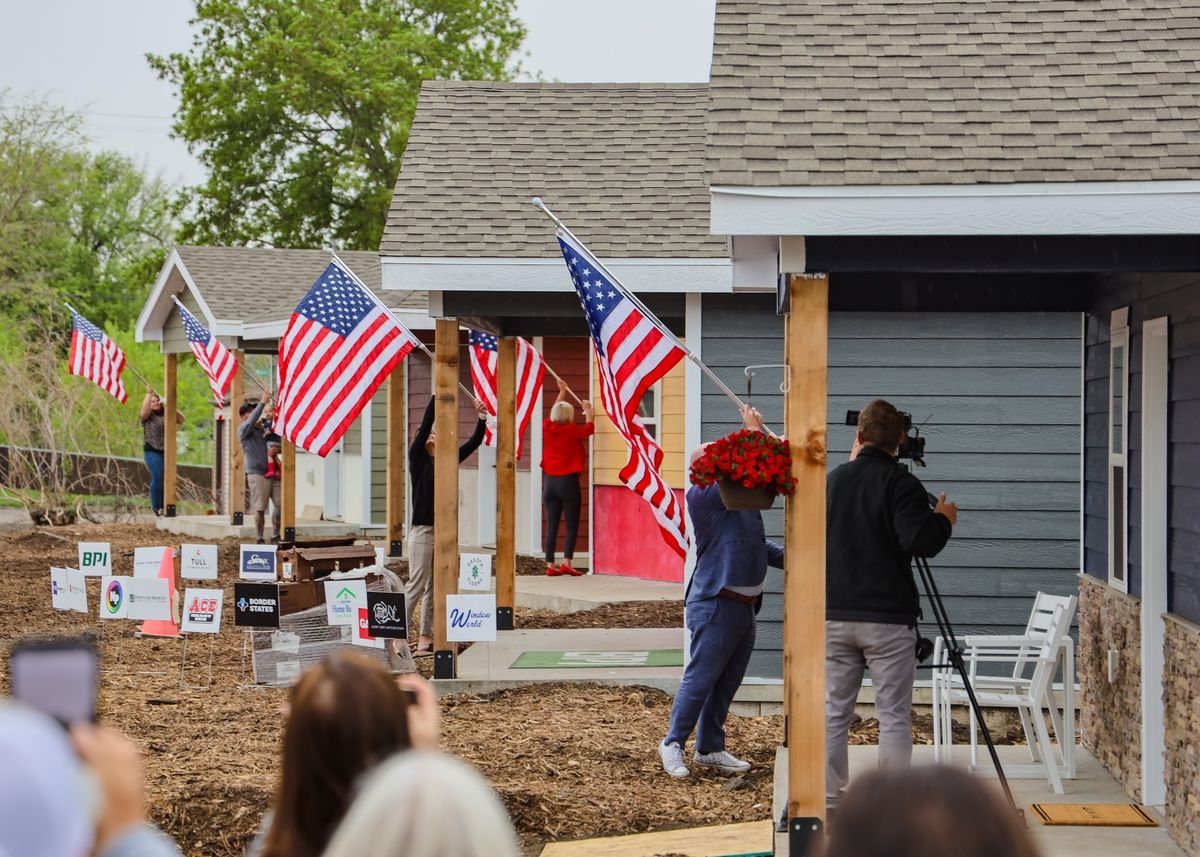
<box><xmin>0</xmin><ymin>0</ymin><xmax>716</xmax><ymax>187</ymax></box>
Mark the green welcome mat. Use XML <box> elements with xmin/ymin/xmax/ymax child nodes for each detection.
<box><xmin>510</xmin><ymin>649</ymin><xmax>685</xmax><ymax>669</ymax></box>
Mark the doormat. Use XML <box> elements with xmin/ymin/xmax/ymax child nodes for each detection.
<box><xmin>1031</xmin><ymin>804</ymin><xmax>1158</xmax><ymax>827</ymax></box>
<box><xmin>510</xmin><ymin>649</ymin><xmax>684</xmax><ymax>669</ymax></box>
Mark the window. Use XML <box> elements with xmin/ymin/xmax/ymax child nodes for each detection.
<box><xmin>1108</xmin><ymin>311</ymin><xmax>1129</xmax><ymax>591</ymax></box>
<box><xmin>638</xmin><ymin>381</ymin><xmax>661</xmax><ymax>441</ymax></box>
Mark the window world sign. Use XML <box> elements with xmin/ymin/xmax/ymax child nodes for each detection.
<box><xmin>78</xmin><ymin>542</ymin><xmax>111</xmax><ymax>577</ymax></box>
<box><xmin>445</xmin><ymin>594</ymin><xmax>497</xmax><ymax>642</ymax></box>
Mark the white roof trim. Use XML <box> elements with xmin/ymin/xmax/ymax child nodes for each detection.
<box><xmin>241</xmin><ymin>308</ymin><xmax>435</xmax><ymax>342</ymax></box>
<box><xmin>381</xmin><ymin>256</ymin><xmax>732</xmax><ymax>294</ymax></box>
<box><xmin>135</xmin><ymin>249</ymin><xmax>232</xmax><ymax>342</ymax></box>
<box><xmin>710</xmin><ymin>180</ymin><xmax>1200</xmax><ymax>236</ymax></box>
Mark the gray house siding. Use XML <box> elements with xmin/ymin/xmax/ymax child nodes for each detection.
<box><xmin>1084</xmin><ymin>273</ymin><xmax>1200</xmax><ymax>623</ymax></box>
<box><xmin>701</xmin><ymin>295</ymin><xmax>1082</xmax><ymax>678</ymax></box>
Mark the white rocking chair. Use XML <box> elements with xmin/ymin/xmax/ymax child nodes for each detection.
<box><xmin>931</xmin><ymin>592</ymin><xmax>1078</xmax><ymax>794</ymax></box>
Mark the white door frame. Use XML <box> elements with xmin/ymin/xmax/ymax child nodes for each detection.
<box><xmin>324</xmin><ymin>441</ymin><xmax>343</xmax><ymax>521</ymax></box>
<box><xmin>1140</xmin><ymin>315</ymin><xmax>1169</xmax><ymax>808</ymax></box>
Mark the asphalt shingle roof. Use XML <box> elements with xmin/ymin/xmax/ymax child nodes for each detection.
<box><xmin>380</xmin><ymin>81</ymin><xmax>726</xmax><ymax>258</ymax></box>
<box><xmin>173</xmin><ymin>247</ymin><xmax>423</xmax><ymax>325</ymax></box>
<box><xmin>708</xmin><ymin>0</ymin><xmax>1200</xmax><ymax>186</ymax></box>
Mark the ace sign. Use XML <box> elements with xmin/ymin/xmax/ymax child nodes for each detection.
<box><xmin>181</xmin><ymin>588</ymin><xmax>223</xmax><ymax>634</ymax></box>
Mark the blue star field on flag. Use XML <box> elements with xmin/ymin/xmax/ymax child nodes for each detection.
<box><xmin>469</xmin><ymin>330</ymin><xmax>498</xmax><ymax>352</ymax></box>
<box><xmin>559</xmin><ymin>240</ymin><xmax>624</xmax><ymax>354</ymax></box>
<box><xmin>296</xmin><ymin>263</ymin><xmax>376</xmax><ymax>337</ymax></box>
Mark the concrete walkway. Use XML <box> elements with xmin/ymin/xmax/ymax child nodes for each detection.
<box><xmin>772</xmin><ymin>744</ymin><xmax>1185</xmax><ymax>856</ymax></box>
<box><xmin>515</xmin><ymin>573</ymin><xmax>682</xmax><ymax>613</ymax></box>
<box><xmin>156</xmin><ymin>515</ymin><xmax>361</xmax><ymax>540</ymax></box>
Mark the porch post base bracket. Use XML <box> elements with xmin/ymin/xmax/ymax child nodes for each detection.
<box><xmin>388</xmin><ymin>539</ymin><xmax>403</xmax><ymax>557</ymax></box>
<box><xmin>497</xmin><ymin>607</ymin><xmax>514</xmax><ymax>631</ymax></box>
<box><xmin>283</xmin><ymin>527</ymin><xmax>296</xmax><ymax>543</ymax></box>
<box><xmin>165</xmin><ymin>504</ymin><xmax>176</xmax><ymax>518</ymax></box>
<box><xmin>232</xmin><ymin>512</ymin><xmax>244</xmax><ymax>525</ymax></box>
<box><xmin>433</xmin><ymin>649</ymin><xmax>455</xmax><ymax>679</ymax></box>
<box><xmin>788</xmin><ymin>817</ymin><xmax>823</xmax><ymax>857</ymax></box>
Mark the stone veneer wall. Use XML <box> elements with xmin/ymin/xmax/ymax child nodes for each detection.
<box><xmin>1164</xmin><ymin>615</ymin><xmax>1200</xmax><ymax>855</ymax></box>
<box><xmin>1078</xmin><ymin>575</ymin><xmax>1142</xmax><ymax>799</ymax></box>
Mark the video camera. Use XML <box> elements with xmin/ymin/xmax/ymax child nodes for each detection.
<box><xmin>845</xmin><ymin>409</ymin><xmax>926</xmax><ymax>466</ymax></box>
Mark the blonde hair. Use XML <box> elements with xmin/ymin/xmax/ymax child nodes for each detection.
<box><xmin>550</xmin><ymin>401</ymin><xmax>574</xmax><ymax>424</ymax></box>
<box><xmin>320</xmin><ymin>751</ymin><xmax>519</xmax><ymax>857</ymax></box>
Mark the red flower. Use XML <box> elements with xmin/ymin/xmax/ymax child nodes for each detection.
<box><xmin>688</xmin><ymin>429</ymin><xmax>796</xmax><ymax>496</ymax></box>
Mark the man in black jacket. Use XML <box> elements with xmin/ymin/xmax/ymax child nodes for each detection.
<box><xmin>407</xmin><ymin>395</ymin><xmax>487</xmax><ymax>654</ymax></box>
<box><xmin>825</xmin><ymin>399</ymin><xmax>957</xmax><ymax>810</ymax></box>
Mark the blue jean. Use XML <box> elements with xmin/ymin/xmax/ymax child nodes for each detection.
<box><xmin>144</xmin><ymin>448</ymin><xmax>164</xmax><ymax>513</ymax></box>
<box><xmin>664</xmin><ymin>596</ymin><xmax>756</xmax><ymax>752</ymax></box>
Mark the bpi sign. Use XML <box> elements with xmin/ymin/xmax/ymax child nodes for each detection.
<box><xmin>78</xmin><ymin>542</ymin><xmax>111</xmax><ymax>577</ymax></box>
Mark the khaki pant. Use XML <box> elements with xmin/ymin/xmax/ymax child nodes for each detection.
<box><xmin>825</xmin><ymin>620</ymin><xmax>918</xmax><ymax>809</ymax></box>
<box><xmin>405</xmin><ymin>525</ymin><xmax>435</xmax><ymax>637</ymax></box>
<box><xmin>247</xmin><ymin>473</ymin><xmax>272</xmax><ymax>513</ymax></box>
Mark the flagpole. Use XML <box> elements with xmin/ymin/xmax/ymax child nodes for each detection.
<box><xmin>326</xmin><ymin>252</ymin><xmax>481</xmax><ymax>405</ymax></box>
<box><xmin>542</xmin><ymin>361</ymin><xmax>584</xmax><ymax>407</ymax></box>
<box><xmin>530</xmin><ymin>199</ymin><xmax>773</xmax><ymax>434</ymax></box>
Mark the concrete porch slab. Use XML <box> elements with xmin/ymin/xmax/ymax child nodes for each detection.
<box><xmin>772</xmin><ymin>744</ymin><xmax>1184</xmax><ymax>856</ymax></box>
<box><xmin>155</xmin><ymin>515</ymin><xmax>362</xmax><ymax>541</ymax></box>
<box><xmin>515</xmin><ymin>574</ymin><xmax>682</xmax><ymax>613</ymax></box>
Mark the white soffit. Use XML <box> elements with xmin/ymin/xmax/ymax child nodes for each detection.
<box><xmin>710</xmin><ymin>180</ymin><xmax>1200</xmax><ymax>236</ymax></box>
<box><xmin>381</xmin><ymin>256</ymin><xmax>732</xmax><ymax>294</ymax></box>
<box><xmin>241</xmin><ymin>309</ymin><xmax>434</xmax><ymax>342</ymax></box>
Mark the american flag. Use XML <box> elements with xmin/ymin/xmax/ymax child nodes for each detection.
<box><xmin>68</xmin><ymin>308</ymin><xmax>127</xmax><ymax>403</ymax></box>
<box><xmin>275</xmin><ymin>258</ymin><xmax>419</xmax><ymax>457</ymax></box>
<box><xmin>174</xmin><ymin>298</ymin><xmax>237</xmax><ymax>404</ymax></box>
<box><xmin>555</xmin><ymin>230</ymin><xmax>688</xmax><ymax>557</ymax></box>
<box><xmin>468</xmin><ymin>330</ymin><xmax>545</xmax><ymax>460</ymax></box>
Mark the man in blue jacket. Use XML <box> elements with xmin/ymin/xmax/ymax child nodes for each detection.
<box><xmin>660</xmin><ymin>405</ymin><xmax>784</xmax><ymax>778</ymax></box>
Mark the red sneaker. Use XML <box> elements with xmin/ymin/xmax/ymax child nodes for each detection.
<box><xmin>546</xmin><ymin>564</ymin><xmax>563</xmax><ymax>576</ymax></box>
<box><xmin>559</xmin><ymin>564</ymin><xmax>584</xmax><ymax>577</ymax></box>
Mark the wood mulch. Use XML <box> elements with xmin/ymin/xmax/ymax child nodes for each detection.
<box><xmin>0</xmin><ymin>523</ymin><xmax>1020</xmax><ymax>857</ymax></box>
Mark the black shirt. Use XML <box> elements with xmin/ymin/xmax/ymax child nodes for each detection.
<box><xmin>826</xmin><ymin>446</ymin><xmax>953</xmax><ymax>624</ymax></box>
<box><xmin>409</xmin><ymin>397</ymin><xmax>486</xmax><ymax>527</ymax></box>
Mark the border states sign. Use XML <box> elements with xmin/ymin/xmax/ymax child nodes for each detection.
<box><xmin>233</xmin><ymin>582</ymin><xmax>280</xmax><ymax>628</ymax></box>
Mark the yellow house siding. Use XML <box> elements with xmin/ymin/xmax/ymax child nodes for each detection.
<box><xmin>591</xmin><ymin>343</ymin><xmax>687</xmax><ymax>488</ymax></box>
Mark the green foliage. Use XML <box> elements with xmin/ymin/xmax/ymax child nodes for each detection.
<box><xmin>0</xmin><ymin>93</ymin><xmax>174</xmax><ymax>329</ymax></box>
<box><xmin>149</xmin><ymin>0</ymin><xmax>527</xmax><ymax>251</ymax></box>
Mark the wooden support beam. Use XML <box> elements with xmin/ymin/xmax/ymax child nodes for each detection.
<box><xmin>281</xmin><ymin>439</ymin><xmax>296</xmax><ymax>543</ymax></box>
<box><xmin>385</xmin><ymin>367</ymin><xmax>406</xmax><ymax>557</ymax></box>
<box><xmin>229</xmin><ymin>350</ymin><xmax>246</xmax><ymax>525</ymax></box>
<box><xmin>163</xmin><ymin>353</ymin><xmax>178</xmax><ymax>517</ymax></box>
<box><xmin>784</xmin><ymin>273</ymin><xmax>829</xmax><ymax>853</ymax></box>
<box><xmin>495</xmin><ymin>336</ymin><xmax>517</xmax><ymax>631</ymax></box>
<box><xmin>432</xmin><ymin>319</ymin><xmax>460</xmax><ymax>679</ymax></box>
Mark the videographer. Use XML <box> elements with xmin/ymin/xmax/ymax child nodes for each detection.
<box><xmin>825</xmin><ymin>399</ymin><xmax>956</xmax><ymax>813</ymax></box>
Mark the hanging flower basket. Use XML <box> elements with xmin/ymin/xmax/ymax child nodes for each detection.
<box><xmin>716</xmin><ymin>479</ymin><xmax>777</xmax><ymax>511</ymax></box>
<box><xmin>690</xmin><ymin>429</ymin><xmax>796</xmax><ymax>512</ymax></box>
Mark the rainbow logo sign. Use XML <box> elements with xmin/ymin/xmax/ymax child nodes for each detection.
<box><xmin>104</xmin><ymin>579</ymin><xmax>124</xmax><ymax>615</ymax></box>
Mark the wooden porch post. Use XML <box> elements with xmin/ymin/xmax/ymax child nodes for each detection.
<box><xmin>432</xmin><ymin>319</ymin><xmax>460</xmax><ymax>679</ymax></box>
<box><xmin>784</xmin><ymin>273</ymin><xmax>828</xmax><ymax>853</ymax></box>
<box><xmin>229</xmin><ymin>350</ymin><xmax>245</xmax><ymax>525</ymax></box>
<box><xmin>281</xmin><ymin>439</ymin><xmax>296</xmax><ymax>543</ymax></box>
<box><xmin>163</xmin><ymin>353</ymin><xmax>178</xmax><ymax>517</ymax></box>
<box><xmin>385</xmin><ymin>366</ymin><xmax>406</xmax><ymax>557</ymax></box>
<box><xmin>495</xmin><ymin>336</ymin><xmax>517</xmax><ymax>631</ymax></box>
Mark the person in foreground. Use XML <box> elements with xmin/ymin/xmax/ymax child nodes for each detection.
<box><xmin>825</xmin><ymin>399</ymin><xmax>957</xmax><ymax>811</ymax></box>
<box><xmin>253</xmin><ymin>650</ymin><xmax>438</xmax><ymax>857</ymax></box>
<box><xmin>541</xmin><ymin>377</ymin><xmax>594</xmax><ymax>576</ymax></box>
<box><xmin>824</xmin><ymin>766</ymin><xmax>1041</xmax><ymax>857</ymax></box>
<box><xmin>321</xmin><ymin>751</ymin><xmax>520</xmax><ymax>857</ymax></box>
<box><xmin>407</xmin><ymin>395</ymin><xmax>487</xmax><ymax>654</ymax></box>
<box><xmin>659</xmin><ymin>404</ymin><xmax>783</xmax><ymax>778</ymax></box>
<box><xmin>0</xmin><ymin>703</ymin><xmax>182</xmax><ymax>857</ymax></box>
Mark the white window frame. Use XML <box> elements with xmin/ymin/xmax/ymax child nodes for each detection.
<box><xmin>1108</xmin><ymin>308</ymin><xmax>1130</xmax><ymax>592</ymax></box>
<box><xmin>638</xmin><ymin>380</ymin><xmax>662</xmax><ymax>441</ymax></box>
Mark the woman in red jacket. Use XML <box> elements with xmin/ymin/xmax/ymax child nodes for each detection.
<box><xmin>541</xmin><ymin>378</ymin><xmax>594</xmax><ymax>576</ymax></box>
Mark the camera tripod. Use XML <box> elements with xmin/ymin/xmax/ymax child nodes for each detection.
<box><xmin>913</xmin><ymin>555</ymin><xmax>1018</xmax><ymax>814</ymax></box>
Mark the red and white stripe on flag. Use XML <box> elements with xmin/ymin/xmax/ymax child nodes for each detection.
<box><xmin>174</xmin><ymin>299</ymin><xmax>237</xmax><ymax>403</ymax></box>
<box><xmin>69</xmin><ymin>309</ymin><xmax>128</xmax><ymax>403</ymax></box>
<box><xmin>469</xmin><ymin>330</ymin><xmax>545</xmax><ymax>459</ymax></box>
<box><xmin>275</xmin><ymin>259</ymin><xmax>419</xmax><ymax>457</ymax></box>
<box><xmin>555</xmin><ymin>229</ymin><xmax>689</xmax><ymax>557</ymax></box>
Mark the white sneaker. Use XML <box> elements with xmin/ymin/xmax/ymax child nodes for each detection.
<box><xmin>694</xmin><ymin>749</ymin><xmax>751</xmax><ymax>774</ymax></box>
<box><xmin>659</xmin><ymin>741</ymin><xmax>690</xmax><ymax>778</ymax></box>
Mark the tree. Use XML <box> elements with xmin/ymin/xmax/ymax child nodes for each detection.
<box><xmin>0</xmin><ymin>93</ymin><xmax>174</xmax><ymax>328</ymax></box>
<box><xmin>149</xmin><ymin>0</ymin><xmax>527</xmax><ymax>251</ymax></box>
